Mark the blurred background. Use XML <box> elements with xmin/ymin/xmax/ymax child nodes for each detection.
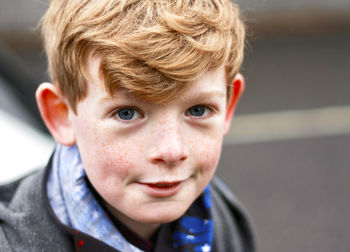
<box><xmin>0</xmin><ymin>0</ymin><xmax>349</xmax><ymax>251</ymax></box>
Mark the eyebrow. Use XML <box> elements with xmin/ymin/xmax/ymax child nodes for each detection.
<box><xmin>99</xmin><ymin>89</ymin><xmax>225</xmax><ymax>107</ymax></box>
<box><xmin>182</xmin><ymin>90</ymin><xmax>226</xmax><ymax>102</ymax></box>
<box><xmin>98</xmin><ymin>90</ymin><xmax>138</xmax><ymax>105</ymax></box>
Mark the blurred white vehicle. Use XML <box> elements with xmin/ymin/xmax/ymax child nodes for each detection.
<box><xmin>0</xmin><ymin>109</ymin><xmax>54</xmax><ymax>184</ymax></box>
<box><xmin>0</xmin><ymin>43</ymin><xmax>54</xmax><ymax>184</ymax></box>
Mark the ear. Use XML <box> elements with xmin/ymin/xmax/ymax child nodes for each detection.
<box><xmin>223</xmin><ymin>73</ymin><xmax>245</xmax><ymax>135</ymax></box>
<box><xmin>36</xmin><ymin>82</ymin><xmax>76</xmax><ymax>146</ymax></box>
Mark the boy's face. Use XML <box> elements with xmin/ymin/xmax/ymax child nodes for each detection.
<box><xmin>68</xmin><ymin>56</ymin><xmax>232</xmax><ymax>234</ymax></box>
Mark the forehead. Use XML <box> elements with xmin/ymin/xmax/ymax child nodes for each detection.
<box><xmin>84</xmin><ymin>55</ymin><xmax>226</xmax><ymax>104</ymax></box>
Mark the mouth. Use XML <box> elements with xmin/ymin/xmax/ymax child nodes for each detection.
<box><xmin>146</xmin><ymin>181</ymin><xmax>181</xmax><ymax>188</ymax></box>
<box><xmin>138</xmin><ymin>180</ymin><xmax>184</xmax><ymax>197</ymax></box>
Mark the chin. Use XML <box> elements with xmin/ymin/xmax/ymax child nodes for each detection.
<box><xmin>135</xmin><ymin>201</ymin><xmax>190</xmax><ymax>224</ymax></box>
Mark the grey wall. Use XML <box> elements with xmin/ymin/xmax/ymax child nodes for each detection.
<box><xmin>1</xmin><ymin>0</ymin><xmax>350</xmax><ymax>32</ymax></box>
<box><xmin>0</xmin><ymin>0</ymin><xmax>47</xmax><ymax>32</ymax></box>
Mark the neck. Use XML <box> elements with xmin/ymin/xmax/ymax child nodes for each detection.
<box><xmin>104</xmin><ymin>201</ymin><xmax>160</xmax><ymax>240</ymax></box>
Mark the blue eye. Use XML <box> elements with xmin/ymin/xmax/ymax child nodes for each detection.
<box><xmin>186</xmin><ymin>106</ymin><xmax>211</xmax><ymax>117</ymax></box>
<box><xmin>115</xmin><ymin>108</ymin><xmax>142</xmax><ymax>121</ymax></box>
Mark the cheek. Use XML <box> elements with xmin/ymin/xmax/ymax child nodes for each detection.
<box><xmin>203</xmin><ymin>141</ymin><xmax>222</xmax><ymax>169</ymax></box>
<box><xmin>192</xmin><ymin>133</ymin><xmax>224</xmax><ymax>174</ymax></box>
<box><xmin>81</xmin><ymin>144</ymin><xmax>134</xmax><ymax>206</ymax></box>
<box><xmin>82</xmin><ymin>142</ymin><xmax>137</xmax><ymax>183</ymax></box>
<box><xmin>74</xmin><ymin>124</ymin><xmax>135</xmax><ymax>183</ymax></box>
<box><xmin>195</xmin><ymin>120</ymin><xmax>225</xmax><ymax>164</ymax></box>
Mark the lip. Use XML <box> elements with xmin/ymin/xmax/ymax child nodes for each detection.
<box><xmin>138</xmin><ymin>180</ymin><xmax>184</xmax><ymax>197</ymax></box>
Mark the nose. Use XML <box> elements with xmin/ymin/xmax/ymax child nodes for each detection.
<box><xmin>148</xmin><ymin>124</ymin><xmax>188</xmax><ymax>167</ymax></box>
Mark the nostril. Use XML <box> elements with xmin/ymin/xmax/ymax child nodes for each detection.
<box><xmin>154</xmin><ymin>158</ymin><xmax>164</xmax><ymax>163</ymax></box>
<box><xmin>151</xmin><ymin>152</ymin><xmax>187</xmax><ymax>166</ymax></box>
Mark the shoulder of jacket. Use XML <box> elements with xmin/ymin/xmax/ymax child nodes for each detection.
<box><xmin>0</xmin><ymin>170</ymin><xmax>43</xmax><ymax>251</ymax></box>
<box><xmin>0</xmin><ymin>225</ymin><xmax>13</xmax><ymax>252</ymax></box>
<box><xmin>0</xmin><ymin>170</ymin><xmax>38</xmax><ymax>203</ymax></box>
<box><xmin>0</xmin><ymin>165</ymin><xmax>73</xmax><ymax>252</ymax></box>
<box><xmin>210</xmin><ymin>176</ymin><xmax>256</xmax><ymax>252</ymax></box>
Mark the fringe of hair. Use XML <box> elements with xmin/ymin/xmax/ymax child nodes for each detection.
<box><xmin>40</xmin><ymin>0</ymin><xmax>245</xmax><ymax>111</ymax></box>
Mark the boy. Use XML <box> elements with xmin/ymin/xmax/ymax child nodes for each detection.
<box><xmin>0</xmin><ymin>0</ymin><xmax>255</xmax><ymax>251</ymax></box>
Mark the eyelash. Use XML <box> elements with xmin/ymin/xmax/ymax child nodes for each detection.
<box><xmin>112</xmin><ymin>107</ymin><xmax>144</xmax><ymax>122</ymax></box>
<box><xmin>185</xmin><ymin>105</ymin><xmax>215</xmax><ymax>118</ymax></box>
<box><xmin>110</xmin><ymin>104</ymin><xmax>216</xmax><ymax>122</ymax></box>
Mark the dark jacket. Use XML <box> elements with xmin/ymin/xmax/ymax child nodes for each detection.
<box><xmin>0</xmin><ymin>161</ymin><xmax>255</xmax><ymax>252</ymax></box>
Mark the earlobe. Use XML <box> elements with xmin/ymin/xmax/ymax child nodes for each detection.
<box><xmin>223</xmin><ymin>73</ymin><xmax>245</xmax><ymax>135</ymax></box>
<box><xmin>36</xmin><ymin>83</ymin><xmax>76</xmax><ymax>146</ymax></box>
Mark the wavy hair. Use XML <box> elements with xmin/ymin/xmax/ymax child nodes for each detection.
<box><xmin>40</xmin><ymin>0</ymin><xmax>245</xmax><ymax>112</ymax></box>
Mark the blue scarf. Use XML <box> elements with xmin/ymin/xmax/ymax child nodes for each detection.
<box><xmin>47</xmin><ymin>144</ymin><xmax>214</xmax><ymax>252</ymax></box>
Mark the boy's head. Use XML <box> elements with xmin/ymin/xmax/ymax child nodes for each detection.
<box><xmin>36</xmin><ymin>0</ymin><xmax>246</xmax><ymax>239</ymax></box>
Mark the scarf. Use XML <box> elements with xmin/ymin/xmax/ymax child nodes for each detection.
<box><xmin>47</xmin><ymin>144</ymin><xmax>213</xmax><ymax>252</ymax></box>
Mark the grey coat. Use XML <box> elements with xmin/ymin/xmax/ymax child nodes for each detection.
<box><xmin>0</xmin><ymin>163</ymin><xmax>255</xmax><ymax>252</ymax></box>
